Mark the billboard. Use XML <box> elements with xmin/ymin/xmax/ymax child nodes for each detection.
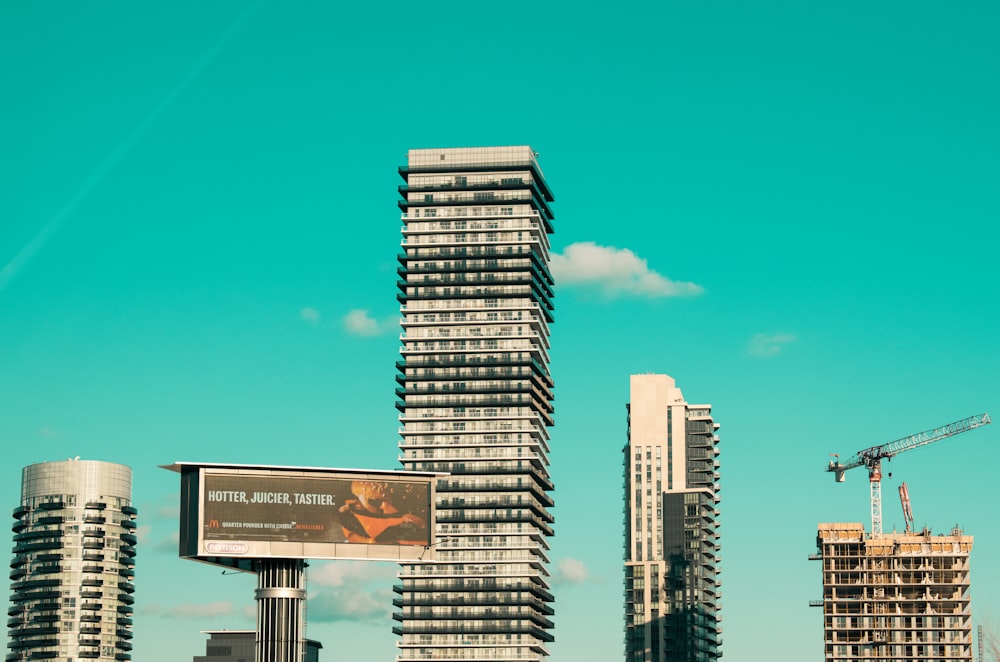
<box><xmin>165</xmin><ymin>463</ymin><xmax>440</xmax><ymax>569</ymax></box>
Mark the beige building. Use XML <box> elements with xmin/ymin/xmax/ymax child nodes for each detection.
<box><xmin>812</xmin><ymin>522</ymin><xmax>974</xmax><ymax>661</ymax></box>
<box><xmin>624</xmin><ymin>374</ymin><xmax>721</xmax><ymax>661</ymax></box>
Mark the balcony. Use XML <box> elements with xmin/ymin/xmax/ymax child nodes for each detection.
<box><xmin>391</xmin><ymin>620</ymin><xmax>554</xmax><ymax>642</ymax></box>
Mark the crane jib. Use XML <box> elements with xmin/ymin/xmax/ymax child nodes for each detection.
<box><xmin>827</xmin><ymin>413</ymin><xmax>991</xmax><ymax>475</ymax></box>
<box><xmin>825</xmin><ymin>412</ymin><xmax>991</xmax><ymax>537</ymax></box>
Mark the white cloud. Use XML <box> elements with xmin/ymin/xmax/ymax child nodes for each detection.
<box><xmin>308</xmin><ymin>587</ymin><xmax>394</xmax><ymax>623</ymax></box>
<box><xmin>309</xmin><ymin>561</ymin><xmax>397</xmax><ymax>588</ymax></box>
<box><xmin>135</xmin><ymin>525</ymin><xmax>152</xmax><ymax>546</ymax></box>
<box><xmin>550</xmin><ymin>242</ymin><xmax>703</xmax><ymax>298</ymax></box>
<box><xmin>550</xmin><ymin>557</ymin><xmax>590</xmax><ymax>587</ymax></box>
<box><xmin>152</xmin><ymin>531</ymin><xmax>179</xmax><ymax>554</ymax></box>
<box><xmin>300</xmin><ymin>307</ymin><xmax>320</xmax><ymax>324</ymax></box>
<box><xmin>748</xmin><ymin>332</ymin><xmax>797</xmax><ymax>357</ymax></box>
<box><xmin>343</xmin><ymin>309</ymin><xmax>397</xmax><ymax>337</ymax></box>
<box><xmin>142</xmin><ymin>601</ymin><xmax>239</xmax><ymax>619</ymax></box>
<box><xmin>141</xmin><ymin>491</ymin><xmax>179</xmax><ymax>523</ymax></box>
<box><xmin>306</xmin><ymin>561</ymin><xmax>397</xmax><ymax>623</ymax></box>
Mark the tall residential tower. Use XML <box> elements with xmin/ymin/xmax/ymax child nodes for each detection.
<box><xmin>8</xmin><ymin>459</ymin><xmax>138</xmax><ymax>661</ymax></box>
<box><xmin>394</xmin><ymin>146</ymin><xmax>556</xmax><ymax>662</ymax></box>
<box><xmin>625</xmin><ymin>374</ymin><xmax>722</xmax><ymax>662</ymax></box>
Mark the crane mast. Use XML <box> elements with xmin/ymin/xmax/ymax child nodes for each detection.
<box><xmin>827</xmin><ymin>413</ymin><xmax>991</xmax><ymax>536</ymax></box>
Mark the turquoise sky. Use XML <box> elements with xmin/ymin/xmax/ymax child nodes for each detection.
<box><xmin>2</xmin><ymin>2</ymin><xmax>999</xmax><ymax>660</ymax></box>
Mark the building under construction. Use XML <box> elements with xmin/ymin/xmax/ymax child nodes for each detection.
<box><xmin>811</xmin><ymin>522</ymin><xmax>974</xmax><ymax>661</ymax></box>
<box><xmin>813</xmin><ymin>415</ymin><xmax>989</xmax><ymax>661</ymax></box>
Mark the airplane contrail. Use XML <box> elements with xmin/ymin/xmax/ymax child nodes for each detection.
<box><xmin>0</xmin><ymin>1</ymin><xmax>266</xmax><ymax>294</ymax></box>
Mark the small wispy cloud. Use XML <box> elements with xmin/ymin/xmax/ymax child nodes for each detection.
<box><xmin>551</xmin><ymin>242</ymin><xmax>703</xmax><ymax>298</ymax></box>
<box><xmin>343</xmin><ymin>309</ymin><xmax>397</xmax><ymax>337</ymax></box>
<box><xmin>310</xmin><ymin>560</ymin><xmax>397</xmax><ymax>588</ymax></box>
<box><xmin>143</xmin><ymin>492</ymin><xmax>179</xmax><ymax>523</ymax></box>
<box><xmin>550</xmin><ymin>557</ymin><xmax>590</xmax><ymax>587</ymax></box>
<box><xmin>141</xmin><ymin>601</ymin><xmax>242</xmax><ymax>619</ymax></box>
<box><xmin>307</xmin><ymin>561</ymin><xmax>397</xmax><ymax>623</ymax></box>
<box><xmin>308</xmin><ymin>588</ymin><xmax>394</xmax><ymax>623</ymax></box>
<box><xmin>300</xmin><ymin>307</ymin><xmax>320</xmax><ymax>324</ymax></box>
<box><xmin>38</xmin><ymin>426</ymin><xmax>61</xmax><ymax>439</ymax></box>
<box><xmin>152</xmin><ymin>531</ymin><xmax>179</xmax><ymax>554</ymax></box>
<box><xmin>135</xmin><ymin>525</ymin><xmax>152</xmax><ymax>546</ymax></box>
<box><xmin>748</xmin><ymin>332</ymin><xmax>797</xmax><ymax>358</ymax></box>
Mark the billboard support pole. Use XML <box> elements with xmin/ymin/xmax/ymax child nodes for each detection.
<box><xmin>255</xmin><ymin>558</ymin><xmax>306</xmax><ymax>662</ymax></box>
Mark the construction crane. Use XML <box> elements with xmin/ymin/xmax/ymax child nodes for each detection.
<box><xmin>827</xmin><ymin>413</ymin><xmax>991</xmax><ymax>536</ymax></box>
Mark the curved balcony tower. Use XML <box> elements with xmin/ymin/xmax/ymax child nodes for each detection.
<box><xmin>8</xmin><ymin>459</ymin><xmax>137</xmax><ymax>662</ymax></box>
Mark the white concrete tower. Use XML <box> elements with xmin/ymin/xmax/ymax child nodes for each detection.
<box><xmin>394</xmin><ymin>146</ymin><xmax>556</xmax><ymax>662</ymax></box>
<box><xmin>8</xmin><ymin>459</ymin><xmax>137</xmax><ymax>661</ymax></box>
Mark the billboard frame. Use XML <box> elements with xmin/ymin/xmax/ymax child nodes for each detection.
<box><xmin>162</xmin><ymin>462</ymin><xmax>443</xmax><ymax>571</ymax></box>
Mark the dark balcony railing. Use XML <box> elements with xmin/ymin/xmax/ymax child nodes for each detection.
<box><xmin>390</xmin><ymin>620</ymin><xmax>554</xmax><ymax>642</ymax></box>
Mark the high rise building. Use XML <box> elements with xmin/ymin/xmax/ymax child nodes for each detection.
<box><xmin>393</xmin><ymin>146</ymin><xmax>557</xmax><ymax>661</ymax></box>
<box><xmin>812</xmin><ymin>522</ymin><xmax>974</xmax><ymax>661</ymax></box>
<box><xmin>624</xmin><ymin>374</ymin><xmax>722</xmax><ymax>662</ymax></box>
<box><xmin>7</xmin><ymin>459</ymin><xmax>138</xmax><ymax>661</ymax></box>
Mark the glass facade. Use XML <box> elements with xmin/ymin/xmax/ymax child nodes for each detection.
<box><xmin>624</xmin><ymin>374</ymin><xmax>722</xmax><ymax>662</ymax></box>
<box><xmin>7</xmin><ymin>459</ymin><xmax>137</xmax><ymax>661</ymax></box>
<box><xmin>394</xmin><ymin>146</ymin><xmax>556</xmax><ymax>661</ymax></box>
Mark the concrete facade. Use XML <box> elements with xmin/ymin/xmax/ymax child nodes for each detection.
<box><xmin>813</xmin><ymin>523</ymin><xmax>974</xmax><ymax>661</ymax></box>
<box><xmin>393</xmin><ymin>146</ymin><xmax>557</xmax><ymax>661</ymax></box>
<box><xmin>7</xmin><ymin>459</ymin><xmax>137</xmax><ymax>661</ymax></box>
<box><xmin>624</xmin><ymin>374</ymin><xmax>722</xmax><ymax>662</ymax></box>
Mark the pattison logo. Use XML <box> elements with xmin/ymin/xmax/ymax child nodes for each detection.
<box><xmin>208</xmin><ymin>519</ymin><xmax>220</xmax><ymax>528</ymax></box>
